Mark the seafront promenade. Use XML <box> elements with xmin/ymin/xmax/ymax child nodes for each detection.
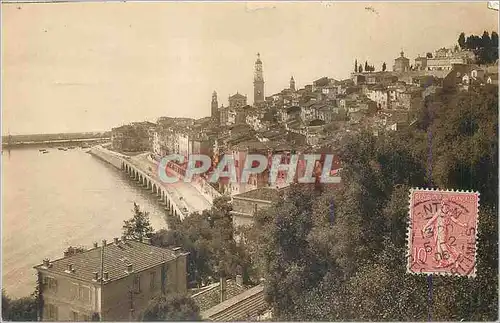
<box><xmin>89</xmin><ymin>145</ymin><xmax>212</xmax><ymax>218</ymax></box>
<box><xmin>129</xmin><ymin>152</ymin><xmax>213</xmax><ymax>212</ymax></box>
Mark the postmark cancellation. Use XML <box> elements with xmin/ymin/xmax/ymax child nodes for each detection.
<box><xmin>406</xmin><ymin>188</ymin><xmax>480</xmax><ymax>278</ymax></box>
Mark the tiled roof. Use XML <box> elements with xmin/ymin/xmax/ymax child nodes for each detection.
<box><xmin>229</xmin><ymin>93</ymin><xmax>247</xmax><ymax>99</ymax></box>
<box><xmin>286</xmin><ymin>117</ymin><xmax>304</xmax><ymax>129</ymax></box>
<box><xmin>34</xmin><ymin>240</ymin><xmax>182</xmax><ymax>284</ymax></box>
<box><xmin>201</xmin><ymin>284</ymin><xmax>267</xmax><ymax>321</ymax></box>
<box><xmin>313</xmin><ymin>77</ymin><xmax>330</xmax><ymax>86</ymax></box>
<box><xmin>229</xmin><ymin>124</ymin><xmax>253</xmax><ymax>132</ymax></box>
<box><xmin>234</xmin><ymin>187</ymin><xmax>285</xmax><ymax>202</ymax></box>
<box><xmin>395</xmin><ymin>56</ymin><xmax>409</xmax><ymax>61</ymax></box>
<box><xmin>192</xmin><ymin>280</ymin><xmax>247</xmax><ymax>312</ymax></box>
<box><xmin>286</xmin><ymin>106</ymin><xmax>301</xmax><ymax>114</ymax></box>
<box><xmin>112</xmin><ymin>125</ymin><xmax>133</xmax><ymax>132</ymax></box>
<box><xmin>266</xmin><ymin>140</ymin><xmax>292</xmax><ymax>152</ymax></box>
<box><xmin>232</xmin><ymin>140</ymin><xmax>267</xmax><ymax>151</ymax></box>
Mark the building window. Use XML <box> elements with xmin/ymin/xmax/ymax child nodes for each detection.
<box><xmin>44</xmin><ymin>277</ymin><xmax>58</xmax><ymax>293</ymax></box>
<box><xmin>134</xmin><ymin>275</ymin><xmax>141</xmax><ymax>293</ymax></box>
<box><xmin>150</xmin><ymin>272</ymin><xmax>156</xmax><ymax>291</ymax></box>
<box><xmin>71</xmin><ymin>311</ymin><xmax>79</xmax><ymax>321</ymax></box>
<box><xmin>45</xmin><ymin>304</ymin><xmax>58</xmax><ymax>321</ymax></box>
<box><xmin>81</xmin><ymin>314</ymin><xmax>90</xmax><ymax>321</ymax></box>
<box><xmin>70</xmin><ymin>283</ymin><xmax>79</xmax><ymax>300</ymax></box>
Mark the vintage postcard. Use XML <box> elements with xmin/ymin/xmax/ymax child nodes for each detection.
<box><xmin>1</xmin><ymin>1</ymin><xmax>498</xmax><ymax>322</ymax></box>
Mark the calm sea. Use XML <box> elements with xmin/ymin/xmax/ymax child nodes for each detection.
<box><xmin>1</xmin><ymin>147</ymin><xmax>168</xmax><ymax>298</ymax></box>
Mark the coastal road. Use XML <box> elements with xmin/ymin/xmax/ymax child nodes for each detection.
<box><xmin>129</xmin><ymin>153</ymin><xmax>212</xmax><ymax>214</ymax></box>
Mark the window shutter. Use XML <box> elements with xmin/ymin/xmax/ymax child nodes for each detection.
<box><xmin>83</xmin><ymin>287</ymin><xmax>90</xmax><ymax>303</ymax></box>
<box><xmin>150</xmin><ymin>272</ymin><xmax>155</xmax><ymax>291</ymax></box>
<box><xmin>55</xmin><ymin>279</ymin><xmax>58</xmax><ymax>292</ymax></box>
<box><xmin>70</xmin><ymin>283</ymin><xmax>78</xmax><ymax>300</ymax></box>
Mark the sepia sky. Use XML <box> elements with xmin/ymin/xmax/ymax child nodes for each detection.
<box><xmin>2</xmin><ymin>1</ymin><xmax>498</xmax><ymax>135</ymax></box>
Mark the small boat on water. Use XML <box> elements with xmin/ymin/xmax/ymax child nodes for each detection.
<box><xmin>57</xmin><ymin>147</ymin><xmax>68</xmax><ymax>151</ymax></box>
<box><xmin>42</xmin><ymin>150</ymin><xmax>49</xmax><ymax>154</ymax></box>
<box><xmin>68</xmin><ymin>146</ymin><xmax>76</xmax><ymax>150</ymax></box>
<box><xmin>39</xmin><ymin>149</ymin><xmax>48</xmax><ymax>153</ymax></box>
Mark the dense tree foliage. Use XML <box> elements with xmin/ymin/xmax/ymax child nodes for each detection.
<box><xmin>140</xmin><ymin>293</ymin><xmax>201</xmax><ymax>321</ymax></box>
<box><xmin>458</xmin><ymin>32</ymin><xmax>466</xmax><ymax>49</ymax></box>
<box><xmin>2</xmin><ymin>289</ymin><xmax>37</xmax><ymax>321</ymax></box>
<box><xmin>122</xmin><ymin>202</ymin><xmax>154</xmax><ymax>241</ymax></box>
<box><xmin>364</xmin><ymin>61</ymin><xmax>375</xmax><ymax>72</ymax></box>
<box><xmin>151</xmin><ymin>196</ymin><xmax>251</xmax><ymax>286</ymax></box>
<box><xmin>458</xmin><ymin>31</ymin><xmax>499</xmax><ymax>64</ymax></box>
<box><xmin>244</xmin><ymin>85</ymin><xmax>498</xmax><ymax>321</ymax></box>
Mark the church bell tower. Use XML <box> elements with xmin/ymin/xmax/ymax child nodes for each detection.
<box><xmin>211</xmin><ymin>91</ymin><xmax>219</xmax><ymax>123</ymax></box>
<box><xmin>253</xmin><ymin>53</ymin><xmax>265</xmax><ymax>105</ymax></box>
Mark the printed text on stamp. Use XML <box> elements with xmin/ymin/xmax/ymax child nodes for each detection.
<box><xmin>407</xmin><ymin>189</ymin><xmax>479</xmax><ymax>277</ymax></box>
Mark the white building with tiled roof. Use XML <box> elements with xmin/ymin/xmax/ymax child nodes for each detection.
<box><xmin>34</xmin><ymin>238</ymin><xmax>188</xmax><ymax>321</ymax></box>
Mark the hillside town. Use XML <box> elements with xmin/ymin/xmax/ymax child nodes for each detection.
<box><xmin>111</xmin><ymin>45</ymin><xmax>498</xmax><ymax>196</ymax></box>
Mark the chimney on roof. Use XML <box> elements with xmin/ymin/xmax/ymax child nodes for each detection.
<box><xmin>93</xmin><ymin>242</ymin><xmax>98</xmax><ymax>248</ymax></box>
<box><xmin>64</xmin><ymin>251</ymin><xmax>69</xmax><ymax>257</ymax></box>
<box><xmin>93</xmin><ymin>272</ymin><xmax>99</xmax><ymax>281</ymax></box>
<box><xmin>172</xmin><ymin>247</ymin><xmax>182</xmax><ymax>255</ymax></box>
<box><xmin>236</xmin><ymin>274</ymin><xmax>243</xmax><ymax>286</ymax></box>
<box><xmin>121</xmin><ymin>236</ymin><xmax>127</xmax><ymax>243</ymax></box>
<box><xmin>143</xmin><ymin>237</ymin><xmax>151</xmax><ymax>245</ymax></box>
<box><xmin>220</xmin><ymin>277</ymin><xmax>227</xmax><ymax>303</ymax></box>
<box><xmin>114</xmin><ymin>237</ymin><xmax>119</xmax><ymax>244</ymax></box>
<box><xmin>67</xmin><ymin>264</ymin><xmax>74</xmax><ymax>273</ymax></box>
<box><xmin>103</xmin><ymin>272</ymin><xmax>109</xmax><ymax>281</ymax></box>
<box><xmin>43</xmin><ymin>259</ymin><xmax>50</xmax><ymax>268</ymax></box>
<box><xmin>126</xmin><ymin>264</ymin><xmax>133</xmax><ymax>273</ymax></box>
<box><xmin>102</xmin><ymin>239</ymin><xmax>107</xmax><ymax>247</ymax></box>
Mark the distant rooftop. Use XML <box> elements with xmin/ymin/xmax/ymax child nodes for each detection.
<box><xmin>201</xmin><ymin>284</ymin><xmax>266</xmax><ymax>321</ymax></box>
<box><xmin>231</xmin><ymin>140</ymin><xmax>267</xmax><ymax>151</ymax></box>
<box><xmin>229</xmin><ymin>93</ymin><xmax>247</xmax><ymax>99</ymax></box>
<box><xmin>234</xmin><ymin>187</ymin><xmax>286</xmax><ymax>202</ymax></box>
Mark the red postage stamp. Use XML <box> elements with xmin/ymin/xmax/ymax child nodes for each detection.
<box><xmin>407</xmin><ymin>188</ymin><xmax>480</xmax><ymax>277</ymax></box>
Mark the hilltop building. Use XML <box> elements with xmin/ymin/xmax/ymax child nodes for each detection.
<box><xmin>228</xmin><ymin>93</ymin><xmax>247</xmax><ymax>109</ymax></box>
<box><xmin>393</xmin><ymin>51</ymin><xmax>410</xmax><ymax>72</ymax></box>
<box><xmin>426</xmin><ymin>47</ymin><xmax>475</xmax><ymax>71</ymax></box>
